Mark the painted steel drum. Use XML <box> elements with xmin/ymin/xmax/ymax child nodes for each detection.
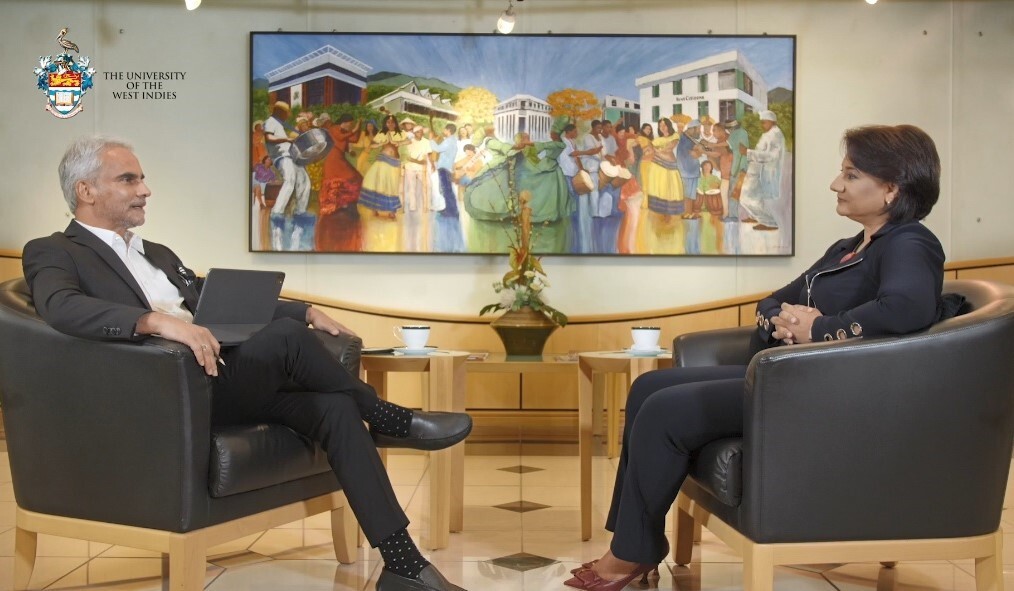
<box><xmin>289</xmin><ymin>128</ymin><xmax>333</xmax><ymax>166</ymax></box>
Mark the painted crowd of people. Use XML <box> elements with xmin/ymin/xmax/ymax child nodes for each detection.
<box><xmin>250</xmin><ymin>99</ymin><xmax>789</xmax><ymax>256</ymax></box>
<box><xmin>551</xmin><ymin>111</ymin><xmax>790</xmax><ymax>255</ymax></box>
<box><xmin>251</xmin><ymin>100</ymin><xmax>471</xmax><ymax>253</ymax></box>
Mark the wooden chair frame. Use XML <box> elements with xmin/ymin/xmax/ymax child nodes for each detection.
<box><xmin>672</xmin><ymin>493</ymin><xmax>1004</xmax><ymax>591</ymax></box>
<box><xmin>14</xmin><ymin>491</ymin><xmax>358</xmax><ymax>591</ymax></box>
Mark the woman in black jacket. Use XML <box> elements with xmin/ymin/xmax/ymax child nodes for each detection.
<box><xmin>565</xmin><ymin>124</ymin><xmax>946</xmax><ymax>591</ymax></box>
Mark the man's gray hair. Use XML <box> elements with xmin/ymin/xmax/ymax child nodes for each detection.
<box><xmin>59</xmin><ymin>135</ymin><xmax>134</xmax><ymax>213</ymax></box>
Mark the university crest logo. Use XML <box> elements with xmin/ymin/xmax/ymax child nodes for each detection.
<box><xmin>34</xmin><ymin>27</ymin><xmax>95</xmax><ymax>119</ymax></box>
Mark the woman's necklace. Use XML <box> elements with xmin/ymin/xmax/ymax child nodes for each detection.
<box><xmin>840</xmin><ymin>239</ymin><xmax>868</xmax><ymax>263</ymax></box>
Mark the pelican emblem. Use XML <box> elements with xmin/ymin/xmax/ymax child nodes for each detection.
<box><xmin>35</xmin><ymin>27</ymin><xmax>95</xmax><ymax>119</ymax></box>
<box><xmin>57</xmin><ymin>27</ymin><xmax>80</xmax><ymax>54</ymax></box>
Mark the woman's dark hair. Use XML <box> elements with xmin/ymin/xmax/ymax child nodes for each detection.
<box><xmin>640</xmin><ymin>123</ymin><xmax>654</xmax><ymax>140</ymax></box>
<box><xmin>843</xmin><ymin>124</ymin><xmax>940</xmax><ymax>223</ymax></box>
<box><xmin>658</xmin><ymin>118</ymin><xmax>674</xmax><ymax>137</ymax></box>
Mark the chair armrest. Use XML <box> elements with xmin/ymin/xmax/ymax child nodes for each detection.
<box><xmin>673</xmin><ymin>326</ymin><xmax>754</xmax><ymax>367</ymax></box>
<box><xmin>0</xmin><ymin>311</ymin><xmax>213</xmax><ymax>531</ymax></box>
<box><xmin>314</xmin><ymin>331</ymin><xmax>363</xmax><ymax>374</ymax></box>
<box><xmin>737</xmin><ymin>315</ymin><xmax>1014</xmax><ymax>542</ymax></box>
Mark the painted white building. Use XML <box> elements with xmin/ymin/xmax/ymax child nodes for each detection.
<box><xmin>493</xmin><ymin>94</ymin><xmax>553</xmax><ymax>142</ymax></box>
<box><xmin>634</xmin><ymin>50</ymin><xmax>768</xmax><ymax>126</ymax></box>
<box><xmin>601</xmin><ymin>94</ymin><xmax>641</xmax><ymax>129</ymax></box>
<box><xmin>265</xmin><ymin>45</ymin><xmax>372</xmax><ymax>109</ymax></box>
<box><xmin>367</xmin><ymin>81</ymin><xmax>458</xmax><ymax>121</ymax></box>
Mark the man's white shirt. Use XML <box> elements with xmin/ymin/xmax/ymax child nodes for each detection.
<box><xmin>75</xmin><ymin>220</ymin><xmax>193</xmax><ymax>322</ymax></box>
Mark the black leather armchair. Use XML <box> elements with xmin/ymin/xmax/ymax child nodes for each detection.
<box><xmin>670</xmin><ymin>279</ymin><xmax>1014</xmax><ymax>591</ymax></box>
<box><xmin>0</xmin><ymin>277</ymin><xmax>362</xmax><ymax>591</ymax></box>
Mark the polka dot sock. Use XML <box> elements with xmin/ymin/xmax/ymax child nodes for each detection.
<box><xmin>378</xmin><ymin>528</ymin><xmax>428</xmax><ymax>579</ymax></box>
<box><xmin>363</xmin><ymin>399</ymin><xmax>413</xmax><ymax>437</ymax></box>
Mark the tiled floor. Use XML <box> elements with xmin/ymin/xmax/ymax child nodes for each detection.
<box><xmin>2</xmin><ymin>444</ymin><xmax>1014</xmax><ymax>590</ymax></box>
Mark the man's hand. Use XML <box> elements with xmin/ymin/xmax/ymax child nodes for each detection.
<box><xmin>770</xmin><ymin>303</ymin><xmax>822</xmax><ymax>345</ymax></box>
<box><xmin>136</xmin><ymin>312</ymin><xmax>221</xmax><ymax>376</ymax></box>
<box><xmin>306</xmin><ymin>307</ymin><xmax>358</xmax><ymax>337</ymax></box>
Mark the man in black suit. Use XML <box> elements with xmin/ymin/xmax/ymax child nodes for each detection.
<box><xmin>23</xmin><ymin>135</ymin><xmax>470</xmax><ymax>591</ymax></box>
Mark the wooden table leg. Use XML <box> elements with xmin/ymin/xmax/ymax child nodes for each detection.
<box><xmin>592</xmin><ymin>373</ymin><xmax>606</xmax><ymax>437</ymax></box>
<box><xmin>449</xmin><ymin>357</ymin><xmax>466</xmax><ymax>533</ymax></box>
<box><xmin>578</xmin><ymin>357</ymin><xmax>594</xmax><ymax>541</ymax></box>
<box><xmin>423</xmin><ymin>356</ymin><xmax>454</xmax><ymax>550</ymax></box>
<box><xmin>606</xmin><ymin>374</ymin><xmax>623</xmax><ymax>459</ymax></box>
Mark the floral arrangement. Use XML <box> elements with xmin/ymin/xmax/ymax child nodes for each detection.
<box><xmin>479</xmin><ymin>158</ymin><xmax>568</xmax><ymax>326</ymax></box>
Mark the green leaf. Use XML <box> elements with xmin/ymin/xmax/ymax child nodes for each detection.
<box><xmin>479</xmin><ymin>304</ymin><xmax>503</xmax><ymax>316</ymax></box>
<box><xmin>541</xmin><ymin>304</ymin><xmax>568</xmax><ymax>327</ymax></box>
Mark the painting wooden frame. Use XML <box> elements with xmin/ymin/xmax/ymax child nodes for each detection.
<box><xmin>249</xmin><ymin>32</ymin><xmax>795</xmax><ymax>256</ymax></box>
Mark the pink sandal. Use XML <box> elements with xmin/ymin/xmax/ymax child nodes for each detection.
<box><xmin>563</xmin><ymin>563</ymin><xmax>659</xmax><ymax>590</ymax></box>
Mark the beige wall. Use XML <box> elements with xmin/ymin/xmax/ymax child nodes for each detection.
<box><xmin>1</xmin><ymin>0</ymin><xmax>1013</xmax><ymax>320</ymax></box>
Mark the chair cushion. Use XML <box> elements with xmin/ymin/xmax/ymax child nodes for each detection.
<box><xmin>689</xmin><ymin>437</ymin><xmax>743</xmax><ymax>507</ymax></box>
<box><xmin>210</xmin><ymin>424</ymin><xmax>332</xmax><ymax>498</ymax></box>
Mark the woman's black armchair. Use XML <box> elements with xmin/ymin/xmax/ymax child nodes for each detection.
<box><xmin>670</xmin><ymin>279</ymin><xmax>1014</xmax><ymax>591</ymax></box>
<box><xmin>0</xmin><ymin>277</ymin><xmax>362</xmax><ymax>591</ymax></box>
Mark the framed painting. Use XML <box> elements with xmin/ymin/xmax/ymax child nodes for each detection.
<box><xmin>249</xmin><ymin>32</ymin><xmax>795</xmax><ymax>256</ymax></box>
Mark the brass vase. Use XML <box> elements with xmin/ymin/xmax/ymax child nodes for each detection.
<box><xmin>490</xmin><ymin>307</ymin><xmax>559</xmax><ymax>356</ymax></box>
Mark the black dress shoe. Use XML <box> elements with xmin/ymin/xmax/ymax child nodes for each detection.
<box><xmin>371</xmin><ymin>411</ymin><xmax>472</xmax><ymax>451</ymax></box>
<box><xmin>376</xmin><ymin>564</ymin><xmax>467</xmax><ymax>591</ymax></box>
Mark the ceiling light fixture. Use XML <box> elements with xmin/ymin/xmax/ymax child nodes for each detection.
<box><xmin>865</xmin><ymin>0</ymin><xmax>878</xmax><ymax>4</ymax></box>
<box><xmin>497</xmin><ymin>0</ymin><xmax>516</xmax><ymax>34</ymax></box>
<box><xmin>185</xmin><ymin>0</ymin><xmax>201</xmax><ymax>10</ymax></box>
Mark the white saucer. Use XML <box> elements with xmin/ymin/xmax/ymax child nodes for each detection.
<box><xmin>624</xmin><ymin>347</ymin><xmax>666</xmax><ymax>357</ymax></box>
<box><xmin>393</xmin><ymin>346</ymin><xmax>437</xmax><ymax>355</ymax></box>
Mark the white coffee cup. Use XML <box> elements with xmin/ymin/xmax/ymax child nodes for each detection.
<box><xmin>631</xmin><ymin>326</ymin><xmax>661</xmax><ymax>351</ymax></box>
<box><xmin>394</xmin><ymin>325</ymin><xmax>430</xmax><ymax>350</ymax></box>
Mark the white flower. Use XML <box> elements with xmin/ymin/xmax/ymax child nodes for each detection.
<box><xmin>499</xmin><ymin>288</ymin><xmax>516</xmax><ymax>307</ymax></box>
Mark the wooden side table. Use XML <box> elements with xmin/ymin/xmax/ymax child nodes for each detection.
<box><xmin>465</xmin><ymin>353</ymin><xmax>578</xmax><ymax>378</ymax></box>
<box><xmin>464</xmin><ymin>352</ymin><xmax>580</xmax><ymax>441</ymax></box>
<box><xmin>361</xmin><ymin>351</ymin><xmax>468</xmax><ymax>550</ymax></box>
<box><xmin>577</xmin><ymin>351</ymin><xmax>673</xmax><ymax>541</ymax></box>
